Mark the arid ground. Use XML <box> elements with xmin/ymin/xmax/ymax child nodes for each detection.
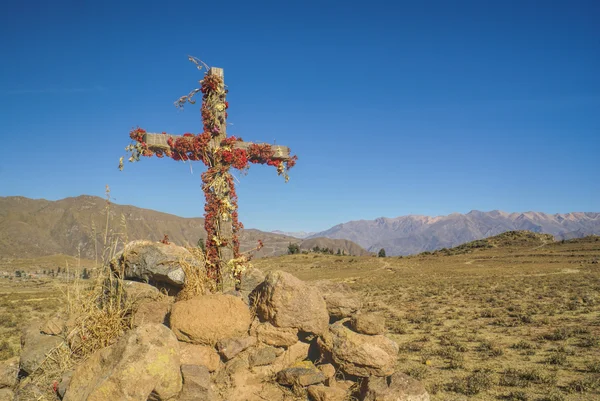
<box><xmin>1</xmin><ymin>234</ymin><xmax>599</xmax><ymax>400</ymax></box>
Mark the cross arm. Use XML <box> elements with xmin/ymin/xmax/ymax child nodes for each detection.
<box><xmin>142</xmin><ymin>133</ymin><xmax>291</xmax><ymax>160</ymax></box>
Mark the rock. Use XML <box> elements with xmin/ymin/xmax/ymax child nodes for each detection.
<box><xmin>41</xmin><ymin>315</ymin><xmax>66</xmax><ymax>336</ymax></box>
<box><xmin>319</xmin><ymin>320</ymin><xmax>399</xmax><ymax>377</ymax></box>
<box><xmin>314</xmin><ymin>280</ymin><xmax>362</xmax><ymax>320</ymax></box>
<box><xmin>351</xmin><ymin>313</ymin><xmax>385</xmax><ymax>335</ymax></box>
<box><xmin>58</xmin><ymin>370</ymin><xmax>73</xmax><ymax>399</ymax></box>
<box><xmin>215</xmin><ymin>357</ymin><xmax>289</xmax><ymax>401</ymax></box>
<box><xmin>277</xmin><ymin>361</ymin><xmax>326</xmax><ymax>387</ymax></box>
<box><xmin>20</xmin><ymin>323</ymin><xmax>63</xmax><ymax>376</ymax></box>
<box><xmin>179</xmin><ymin>342</ymin><xmax>221</xmax><ymax>372</ymax></box>
<box><xmin>179</xmin><ymin>364</ymin><xmax>214</xmax><ymax>401</ymax></box>
<box><xmin>307</xmin><ymin>384</ymin><xmax>348</xmax><ymax>401</ymax></box>
<box><xmin>12</xmin><ymin>384</ymin><xmax>43</xmax><ymax>401</ymax></box>
<box><xmin>63</xmin><ymin>323</ymin><xmax>182</xmax><ymax>401</ymax></box>
<box><xmin>317</xmin><ymin>363</ymin><xmax>336</xmax><ymax>381</ymax></box>
<box><xmin>170</xmin><ymin>294</ymin><xmax>252</xmax><ymax>345</ymax></box>
<box><xmin>253</xmin><ymin>271</ymin><xmax>329</xmax><ymax>335</ymax></box>
<box><xmin>281</xmin><ymin>341</ymin><xmax>310</xmax><ymax>367</ymax></box>
<box><xmin>250</xmin><ymin>320</ymin><xmax>299</xmax><ymax>348</ymax></box>
<box><xmin>121</xmin><ymin>280</ymin><xmax>162</xmax><ymax>302</ymax></box>
<box><xmin>111</xmin><ymin>240</ymin><xmax>200</xmax><ymax>288</ymax></box>
<box><xmin>217</xmin><ymin>336</ymin><xmax>256</xmax><ymax>361</ymax></box>
<box><xmin>361</xmin><ymin>372</ymin><xmax>430</xmax><ymax>401</ymax></box>
<box><xmin>0</xmin><ymin>357</ymin><xmax>18</xmax><ymax>388</ymax></box>
<box><xmin>0</xmin><ymin>389</ymin><xmax>12</xmax><ymax>401</ymax></box>
<box><xmin>249</xmin><ymin>346</ymin><xmax>278</xmax><ymax>367</ymax></box>
<box><xmin>132</xmin><ymin>300</ymin><xmax>171</xmax><ymax>327</ymax></box>
<box><xmin>239</xmin><ymin>267</ymin><xmax>265</xmax><ymax>301</ymax></box>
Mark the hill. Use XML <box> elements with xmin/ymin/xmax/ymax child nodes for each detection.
<box><xmin>309</xmin><ymin>210</ymin><xmax>600</xmax><ymax>255</ymax></box>
<box><xmin>0</xmin><ymin>196</ymin><xmax>368</xmax><ymax>260</ymax></box>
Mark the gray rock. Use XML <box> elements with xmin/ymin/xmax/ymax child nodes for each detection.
<box><xmin>361</xmin><ymin>372</ymin><xmax>430</xmax><ymax>401</ymax></box>
<box><xmin>20</xmin><ymin>323</ymin><xmax>63</xmax><ymax>376</ymax></box>
<box><xmin>239</xmin><ymin>268</ymin><xmax>265</xmax><ymax>301</ymax></box>
<box><xmin>13</xmin><ymin>384</ymin><xmax>43</xmax><ymax>401</ymax></box>
<box><xmin>249</xmin><ymin>347</ymin><xmax>278</xmax><ymax>367</ymax></box>
<box><xmin>58</xmin><ymin>370</ymin><xmax>73</xmax><ymax>399</ymax></box>
<box><xmin>276</xmin><ymin>361</ymin><xmax>326</xmax><ymax>387</ymax></box>
<box><xmin>179</xmin><ymin>364</ymin><xmax>214</xmax><ymax>401</ymax></box>
<box><xmin>0</xmin><ymin>357</ymin><xmax>18</xmax><ymax>388</ymax></box>
<box><xmin>217</xmin><ymin>336</ymin><xmax>257</xmax><ymax>361</ymax></box>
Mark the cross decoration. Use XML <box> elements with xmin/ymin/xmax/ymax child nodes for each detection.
<box><xmin>120</xmin><ymin>57</ymin><xmax>297</xmax><ymax>291</ymax></box>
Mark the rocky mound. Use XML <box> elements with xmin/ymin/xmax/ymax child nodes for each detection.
<box><xmin>1</xmin><ymin>241</ymin><xmax>430</xmax><ymax>401</ymax></box>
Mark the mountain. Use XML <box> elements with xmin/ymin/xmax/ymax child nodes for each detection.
<box><xmin>271</xmin><ymin>230</ymin><xmax>316</xmax><ymax>239</ymax></box>
<box><xmin>0</xmin><ymin>196</ymin><xmax>367</xmax><ymax>260</ymax></box>
<box><xmin>308</xmin><ymin>210</ymin><xmax>600</xmax><ymax>256</ymax></box>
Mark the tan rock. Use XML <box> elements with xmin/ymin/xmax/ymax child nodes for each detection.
<box><xmin>361</xmin><ymin>372</ymin><xmax>430</xmax><ymax>401</ymax></box>
<box><xmin>19</xmin><ymin>323</ymin><xmax>63</xmax><ymax>375</ymax></box>
<box><xmin>308</xmin><ymin>384</ymin><xmax>348</xmax><ymax>401</ymax></box>
<box><xmin>319</xmin><ymin>320</ymin><xmax>398</xmax><ymax>377</ymax></box>
<box><xmin>179</xmin><ymin>364</ymin><xmax>215</xmax><ymax>401</ymax></box>
<box><xmin>0</xmin><ymin>389</ymin><xmax>13</xmax><ymax>401</ymax></box>
<box><xmin>249</xmin><ymin>346</ymin><xmax>278</xmax><ymax>367</ymax></box>
<box><xmin>63</xmin><ymin>323</ymin><xmax>182</xmax><ymax>401</ymax></box>
<box><xmin>317</xmin><ymin>363</ymin><xmax>336</xmax><ymax>380</ymax></box>
<box><xmin>277</xmin><ymin>361</ymin><xmax>326</xmax><ymax>387</ymax></box>
<box><xmin>170</xmin><ymin>294</ymin><xmax>251</xmax><ymax>345</ymax></box>
<box><xmin>250</xmin><ymin>320</ymin><xmax>299</xmax><ymax>347</ymax></box>
<box><xmin>132</xmin><ymin>300</ymin><xmax>171</xmax><ymax>327</ymax></box>
<box><xmin>179</xmin><ymin>342</ymin><xmax>221</xmax><ymax>372</ymax></box>
<box><xmin>12</xmin><ymin>384</ymin><xmax>43</xmax><ymax>401</ymax></box>
<box><xmin>254</xmin><ymin>271</ymin><xmax>329</xmax><ymax>335</ymax></box>
<box><xmin>121</xmin><ymin>279</ymin><xmax>161</xmax><ymax>302</ymax></box>
<box><xmin>314</xmin><ymin>280</ymin><xmax>362</xmax><ymax>320</ymax></box>
<box><xmin>351</xmin><ymin>313</ymin><xmax>386</xmax><ymax>335</ymax></box>
<box><xmin>0</xmin><ymin>357</ymin><xmax>18</xmax><ymax>389</ymax></box>
<box><xmin>40</xmin><ymin>315</ymin><xmax>66</xmax><ymax>335</ymax></box>
<box><xmin>217</xmin><ymin>336</ymin><xmax>256</xmax><ymax>361</ymax></box>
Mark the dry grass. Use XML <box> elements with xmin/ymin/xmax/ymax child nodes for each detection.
<box><xmin>254</xmin><ymin>235</ymin><xmax>600</xmax><ymax>401</ymax></box>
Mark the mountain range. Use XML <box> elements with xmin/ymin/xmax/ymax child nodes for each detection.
<box><xmin>308</xmin><ymin>210</ymin><xmax>600</xmax><ymax>255</ymax></box>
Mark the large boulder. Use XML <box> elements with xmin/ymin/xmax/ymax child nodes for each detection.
<box><xmin>170</xmin><ymin>294</ymin><xmax>252</xmax><ymax>345</ymax></box>
<box><xmin>253</xmin><ymin>271</ymin><xmax>329</xmax><ymax>336</ymax></box>
<box><xmin>111</xmin><ymin>240</ymin><xmax>201</xmax><ymax>289</ymax></box>
<box><xmin>19</xmin><ymin>323</ymin><xmax>63</xmax><ymax>376</ymax></box>
<box><xmin>361</xmin><ymin>372</ymin><xmax>430</xmax><ymax>401</ymax></box>
<box><xmin>63</xmin><ymin>323</ymin><xmax>182</xmax><ymax>401</ymax></box>
<box><xmin>319</xmin><ymin>320</ymin><xmax>399</xmax><ymax>377</ymax></box>
<box><xmin>314</xmin><ymin>280</ymin><xmax>362</xmax><ymax>320</ymax></box>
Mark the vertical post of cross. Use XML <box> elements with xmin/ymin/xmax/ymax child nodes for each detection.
<box><xmin>208</xmin><ymin>67</ymin><xmax>235</xmax><ymax>290</ymax></box>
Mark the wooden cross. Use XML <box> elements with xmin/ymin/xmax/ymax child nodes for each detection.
<box><xmin>142</xmin><ymin>67</ymin><xmax>292</xmax><ymax>289</ymax></box>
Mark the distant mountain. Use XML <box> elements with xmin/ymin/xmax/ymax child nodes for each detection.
<box><xmin>271</xmin><ymin>230</ymin><xmax>316</xmax><ymax>239</ymax></box>
<box><xmin>308</xmin><ymin>210</ymin><xmax>600</xmax><ymax>256</ymax></box>
<box><xmin>0</xmin><ymin>196</ymin><xmax>367</xmax><ymax>260</ymax></box>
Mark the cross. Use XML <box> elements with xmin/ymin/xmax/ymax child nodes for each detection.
<box><xmin>122</xmin><ymin>65</ymin><xmax>296</xmax><ymax>292</ymax></box>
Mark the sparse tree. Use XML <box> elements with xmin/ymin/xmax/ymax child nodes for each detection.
<box><xmin>336</xmin><ymin>249</ymin><xmax>341</xmax><ymax>256</ymax></box>
<box><xmin>287</xmin><ymin>243</ymin><xmax>300</xmax><ymax>255</ymax></box>
<box><xmin>197</xmin><ymin>238</ymin><xmax>206</xmax><ymax>252</ymax></box>
<box><xmin>378</xmin><ymin>248</ymin><xmax>386</xmax><ymax>258</ymax></box>
<box><xmin>15</xmin><ymin>270</ymin><xmax>22</xmax><ymax>278</ymax></box>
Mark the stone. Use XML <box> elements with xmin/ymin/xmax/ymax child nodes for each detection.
<box><xmin>253</xmin><ymin>271</ymin><xmax>329</xmax><ymax>335</ymax></box>
<box><xmin>179</xmin><ymin>342</ymin><xmax>221</xmax><ymax>372</ymax></box>
<box><xmin>276</xmin><ymin>361</ymin><xmax>326</xmax><ymax>387</ymax></box>
<box><xmin>361</xmin><ymin>372</ymin><xmax>430</xmax><ymax>401</ymax></box>
<box><xmin>132</xmin><ymin>300</ymin><xmax>171</xmax><ymax>327</ymax></box>
<box><xmin>0</xmin><ymin>357</ymin><xmax>18</xmax><ymax>388</ymax></box>
<box><xmin>281</xmin><ymin>341</ymin><xmax>310</xmax><ymax>367</ymax></box>
<box><xmin>19</xmin><ymin>323</ymin><xmax>63</xmax><ymax>376</ymax></box>
<box><xmin>170</xmin><ymin>294</ymin><xmax>252</xmax><ymax>345</ymax></box>
<box><xmin>58</xmin><ymin>370</ymin><xmax>73</xmax><ymax>399</ymax></box>
<box><xmin>12</xmin><ymin>384</ymin><xmax>43</xmax><ymax>401</ymax></box>
<box><xmin>63</xmin><ymin>323</ymin><xmax>182</xmax><ymax>401</ymax></box>
<box><xmin>307</xmin><ymin>384</ymin><xmax>348</xmax><ymax>401</ymax></box>
<box><xmin>250</xmin><ymin>320</ymin><xmax>299</xmax><ymax>348</ymax></box>
<box><xmin>249</xmin><ymin>346</ymin><xmax>278</xmax><ymax>367</ymax></box>
<box><xmin>319</xmin><ymin>320</ymin><xmax>399</xmax><ymax>377</ymax></box>
<box><xmin>351</xmin><ymin>313</ymin><xmax>385</xmax><ymax>335</ymax></box>
<box><xmin>314</xmin><ymin>280</ymin><xmax>362</xmax><ymax>320</ymax></box>
<box><xmin>41</xmin><ymin>315</ymin><xmax>66</xmax><ymax>336</ymax></box>
<box><xmin>0</xmin><ymin>389</ymin><xmax>12</xmax><ymax>401</ymax></box>
<box><xmin>121</xmin><ymin>279</ymin><xmax>162</xmax><ymax>302</ymax></box>
<box><xmin>239</xmin><ymin>267</ymin><xmax>265</xmax><ymax>301</ymax></box>
<box><xmin>217</xmin><ymin>336</ymin><xmax>256</xmax><ymax>361</ymax></box>
<box><xmin>111</xmin><ymin>240</ymin><xmax>201</xmax><ymax>288</ymax></box>
<box><xmin>179</xmin><ymin>364</ymin><xmax>214</xmax><ymax>401</ymax></box>
<box><xmin>318</xmin><ymin>363</ymin><xmax>336</xmax><ymax>381</ymax></box>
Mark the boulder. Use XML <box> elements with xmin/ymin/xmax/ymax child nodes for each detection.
<box><xmin>307</xmin><ymin>384</ymin><xmax>348</xmax><ymax>401</ymax></box>
<box><xmin>361</xmin><ymin>372</ymin><xmax>430</xmax><ymax>401</ymax></box>
<box><xmin>170</xmin><ymin>294</ymin><xmax>251</xmax><ymax>345</ymax></box>
<box><xmin>0</xmin><ymin>389</ymin><xmax>13</xmax><ymax>401</ymax></box>
<box><xmin>179</xmin><ymin>364</ymin><xmax>214</xmax><ymax>401</ymax></box>
<box><xmin>132</xmin><ymin>300</ymin><xmax>171</xmax><ymax>327</ymax></box>
<box><xmin>12</xmin><ymin>384</ymin><xmax>43</xmax><ymax>401</ymax></box>
<box><xmin>121</xmin><ymin>280</ymin><xmax>162</xmax><ymax>302</ymax></box>
<box><xmin>0</xmin><ymin>357</ymin><xmax>18</xmax><ymax>388</ymax></box>
<box><xmin>277</xmin><ymin>361</ymin><xmax>326</xmax><ymax>387</ymax></box>
<box><xmin>179</xmin><ymin>342</ymin><xmax>221</xmax><ymax>372</ymax></box>
<box><xmin>314</xmin><ymin>280</ymin><xmax>362</xmax><ymax>320</ymax></box>
<box><xmin>253</xmin><ymin>271</ymin><xmax>329</xmax><ymax>335</ymax></box>
<box><xmin>19</xmin><ymin>323</ymin><xmax>63</xmax><ymax>376</ymax></box>
<box><xmin>217</xmin><ymin>336</ymin><xmax>257</xmax><ymax>361</ymax></box>
<box><xmin>317</xmin><ymin>363</ymin><xmax>336</xmax><ymax>382</ymax></box>
<box><xmin>319</xmin><ymin>320</ymin><xmax>398</xmax><ymax>377</ymax></box>
<box><xmin>239</xmin><ymin>267</ymin><xmax>265</xmax><ymax>301</ymax></box>
<box><xmin>58</xmin><ymin>370</ymin><xmax>73</xmax><ymax>399</ymax></box>
<box><xmin>63</xmin><ymin>323</ymin><xmax>182</xmax><ymax>401</ymax></box>
<box><xmin>41</xmin><ymin>315</ymin><xmax>66</xmax><ymax>336</ymax></box>
<box><xmin>351</xmin><ymin>313</ymin><xmax>385</xmax><ymax>335</ymax></box>
<box><xmin>249</xmin><ymin>346</ymin><xmax>278</xmax><ymax>367</ymax></box>
<box><xmin>250</xmin><ymin>320</ymin><xmax>299</xmax><ymax>348</ymax></box>
<box><xmin>111</xmin><ymin>240</ymin><xmax>199</xmax><ymax>288</ymax></box>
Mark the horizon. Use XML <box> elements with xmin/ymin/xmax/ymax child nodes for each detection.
<box><xmin>1</xmin><ymin>1</ymin><xmax>599</xmax><ymax>233</ymax></box>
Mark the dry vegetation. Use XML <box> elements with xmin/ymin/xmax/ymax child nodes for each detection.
<box><xmin>254</xmin><ymin>233</ymin><xmax>600</xmax><ymax>401</ymax></box>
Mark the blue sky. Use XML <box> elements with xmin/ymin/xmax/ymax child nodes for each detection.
<box><xmin>1</xmin><ymin>0</ymin><xmax>598</xmax><ymax>232</ymax></box>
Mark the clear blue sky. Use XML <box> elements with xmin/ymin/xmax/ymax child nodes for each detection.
<box><xmin>1</xmin><ymin>0</ymin><xmax>598</xmax><ymax>232</ymax></box>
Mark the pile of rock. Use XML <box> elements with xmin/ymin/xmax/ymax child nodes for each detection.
<box><xmin>1</xmin><ymin>241</ymin><xmax>430</xmax><ymax>401</ymax></box>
